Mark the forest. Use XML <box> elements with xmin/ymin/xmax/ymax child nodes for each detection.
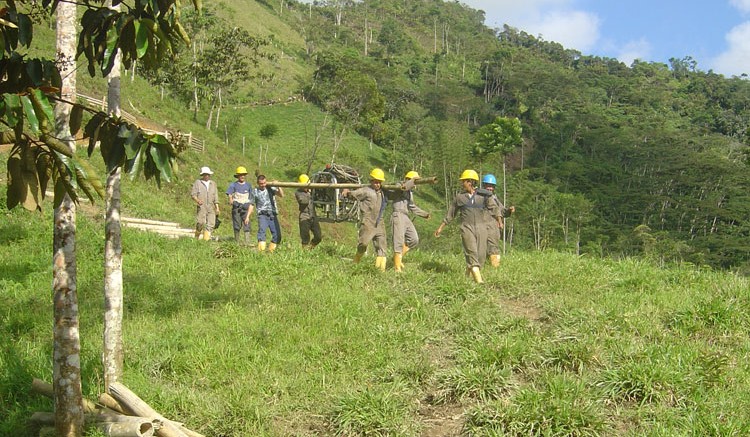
<box><xmin>5</xmin><ymin>0</ymin><xmax>750</xmax><ymax>271</ymax></box>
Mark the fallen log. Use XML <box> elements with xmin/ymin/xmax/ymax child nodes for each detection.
<box><xmin>100</xmin><ymin>391</ymin><xmax>204</xmax><ymax>437</ymax></box>
<box><xmin>30</xmin><ymin>412</ymin><xmax>156</xmax><ymax>437</ymax></box>
<box><xmin>108</xmin><ymin>382</ymin><xmax>189</xmax><ymax>437</ymax></box>
<box><xmin>121</xmin><ymin>217</ymin><xmax>181</xmax><ymax>227</ymax></box>
<box><xmin>31</xmin><ymin>378</ymin><xmax>98</xmax><ymax>413</ymax></box>
<box><xmin>267</xmin><ymin>176</ymin><xmax>438</xmax><ymax>190</ymax></box>
<box><xmin>99</xmin><ymin>392</ymin><xmax>129</xmax><ymax>415</ymax></box>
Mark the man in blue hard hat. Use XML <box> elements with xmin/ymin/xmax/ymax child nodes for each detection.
<box><xmin>479</xmin><ymin>174</ymin><xmax>514</xmax><ymax>267</ymax></box>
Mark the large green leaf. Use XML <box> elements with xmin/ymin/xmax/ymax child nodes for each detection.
<box><xmin>16</xmin><ymin>14</ymin><xmax>32</xmax><ymax>47</ymax></box>
<box><xmin>2</xmin><ymin>93</ymin><xmax>21</xmax><ymax>128</ymax></box>
<box><xmin>20</xmin><ymin>94</ymin><xmax>39</xmax><ymax>135</ymax></box>
<box><xmin>126</xmin><ymin>145</ymin><xmax>146</xmax><ymax>180</ymax></box>
<box><xmin>134</xmin><ymin>20</ymin><xmax>149</xmax><ymax>58</ymax></box>
<box><xmin>149</xmin><ymin>142</ymin><xmax>173</xmax><ymax>183</ymax></box>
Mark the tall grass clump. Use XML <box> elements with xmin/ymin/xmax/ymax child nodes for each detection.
<box><xmin>464</xmin><ymin>371</ymin><xmax>608</xmax><ymax>436</ymax></box>
<box><xmin>328</xmin><ymin>385</ymin><xmax>418</xmax><ymax>436</ymax></box>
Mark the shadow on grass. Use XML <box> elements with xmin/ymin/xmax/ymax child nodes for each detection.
<box><xmin>419</xmin><ymin>261</ymin><xmax>454</xmax><ymax>274</ymax></box>
<box><xmin>0</xmin><ymin>344</ymin><xmax>52</xmax><ymax>436</ymax></box>
<box><xmin>0</xmin><ymin>260</ymin><xmax>38</xmax><ymax>283</ymax></box>
<box><xmin>0</xmin><ymin>223</ymin><xmax>28</xmax><ymax>245</ymax></box>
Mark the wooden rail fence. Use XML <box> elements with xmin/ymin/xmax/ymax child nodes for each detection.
<box><xmin>76</xmin><ymin>93</ymin><xmax>206</xmax><ymax>153</ymax></box>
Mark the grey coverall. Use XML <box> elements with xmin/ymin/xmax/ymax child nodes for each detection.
<box><xmin>191</xmin><ymin>179</ymin><xmax>219</xmax><ymax>232</ymax></box>
<box><xmin>295</xmin><ymin>189</ymin><xmax>322</xmax><ymax>246</ymax></box>
<box><xmin>349</xmin><ymin>186</ymin><xmax>388</xmax><ymax>256</ymax></box>
<box><xmin>442</xmin><ymin>190</ymin><xmax>500</xmax><ymax>268</ymax></box>
<box><xmin>389</xmin><ymin>179</ymin><xmax>430</xmax><ymax>254</ymax></box>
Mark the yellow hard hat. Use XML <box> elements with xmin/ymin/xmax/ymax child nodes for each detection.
<box><xmin>369</xmin><ymin>168</ymin><xmax>386</xmax><ymax>181</ymax></box>
<box><xmin>234</xmin><ymin>166</ymin><xmax>248</xmax><ymax>176</ymax></box>
<box><xmin>459</xmin><ymin>169</ymin><xmax>479</xmax><ymax>181</ymax></box>
<box><xmin>298</xmin><ymin>174</ymin><xmax>310</xmax><ymax>184</ymax></box>
<box><xmin>405</xmin><ymin>171</ymin><xmax>420</xmax><ymax>179</ymax></box>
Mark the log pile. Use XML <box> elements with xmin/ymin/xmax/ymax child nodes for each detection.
<box><xmin>30</xmin><ymin>379</ymin><xmax>204</xmax><ymax>437</ymax></box>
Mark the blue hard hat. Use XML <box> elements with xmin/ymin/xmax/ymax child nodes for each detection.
<box><xmin>482</xmin><ymin>174</ymin><xmax>497</xmax><ymax>185</ymax></box>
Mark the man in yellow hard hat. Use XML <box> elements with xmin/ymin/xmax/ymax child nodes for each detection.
<box><xmin>226</xmin><ymin>166</ymin><xmax>253</xmax><ymax>244</ymax></box>
<box><xmin>434</xmin><ymin>169</ymin><xmax>502</xmax><ymax>283</ymax></box>
<box><xmin>295</xmin><ymin>173</ymin><xmax>322</xmax><ymax>249</ymax></box>
<box><xmin>389</xmin><ymin>170</ymin><xmax>430</xmax><ymax>272</ymax></box>
<box><xmin>341</xmin><ymin>168</ymin><xmax>388</xmax><ymax>271</ymax></box>
<box><xmin>190</xmin><ymin>166</ymin><xmax>220</xmax><ymax>241</ymax></box>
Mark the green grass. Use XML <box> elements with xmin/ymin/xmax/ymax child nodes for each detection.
<box><xmin>3</xmin><ymin>188</ymin><xmax>750</xmax><ymax>436</ymax></box>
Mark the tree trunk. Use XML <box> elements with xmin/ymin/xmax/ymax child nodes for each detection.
<box><xmin>192</xmin><ymin>42</ymin><xmax>199</xmax><ymax>121</ymax></box>
<box><xmin>213</xmin><ymin>88</ymin><xmax>222</xmax><ymax>131</ymax></box>
<box><xmin>54</xmin><ymin>1</ymin><xmax>84</xmax><ymax>435</ymax></box>
<box><xmin>104</xmin><ymin>0</ymin><xmax>124</xmax><ymax>392</ymax></box>
<box><xmin>503</xmin><ymin>156</ymin><xmax>508</xmax><ymax>255</ymax></box>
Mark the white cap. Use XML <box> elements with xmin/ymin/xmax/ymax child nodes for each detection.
<box><xmin>199</xmin><ymin>166</ymin><xmax>213</xmax><ymax>175</ymax></box>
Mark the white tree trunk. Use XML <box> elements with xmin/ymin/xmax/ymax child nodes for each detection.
<box><xmin>54</xmin><ymin>1</ymin><xmax>83</xmax><ymax>435</ymax></box>
<box><xmin>103</xmin><ymin>0</ymin><xmax>125</xmax><ymax>392</ymax></box>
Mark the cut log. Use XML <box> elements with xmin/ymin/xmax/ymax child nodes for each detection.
<box><xmin>121</xmin><ymin>217</ymin><xmax>181</xmax><ymax>227</ymax></box>
<box><xmin>99</xmin><ymin>392</ymin><xmax>204</xmax><ymax>437</ymax></box>
<box><xmin>31</xmin><ymin>378</ymin><xmax>98</xmax><ymax>413</ymax></box>
<box><xmin>31</xmin><ymin>412</ymin><xmax>156</xmax><ymax>437</ymax></box>
<box><xmin>99</xmin><ymin>392</ymin><xmax>130</xmax><ymax>415</ymax></box>
<box><xmin>108</xmin><ymin>383</ymin><xmax>188</xmax><ymax>437</ymax></box>
<box><xmin>96</xmin><ymin>421</ymin><xmax>155</xmax><ymax>437</ymax></box>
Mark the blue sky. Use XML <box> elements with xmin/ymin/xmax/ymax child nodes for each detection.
<box><xmin>461</xmin><ymin>0</ymin><xmax>750</xmax><ymax>77</ymax></box>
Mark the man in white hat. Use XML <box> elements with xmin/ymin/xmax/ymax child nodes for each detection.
<box><xmin>190</xmin><ymin>166</ymin><xmax>220</xmax><ymax>240</ymax></box>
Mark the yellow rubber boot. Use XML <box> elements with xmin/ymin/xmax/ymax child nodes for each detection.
<box><xmin>470</xmin><ymin>266</ymin><xmax>484</xmax><ymax>284</ymax></box>
<box><xmin>402</xmin><ymin>244</ymin><xmax>410</xmax><ymax>256</ymax></box>
<box><xmin>490</xmin><ymin>254</ymin><xmax>501</xmax><ymax>268</ymax></box>
<box><xmin>394</xmin><ymin>253</ymin><xmax>404</xmax><ymax>273</ymax></box>
<box><xmin>268</xmin><ymin>242</ymin><xmax>277</xmax><ymax>252</ymax></box>
<box><xmin>258</xmin><ymin>241</ymin><xmax>267</xmax><ymax>252</ymax></box>
<box><xmin>375</xmin><ymin>256</ymin><xmax>387</xmax><ymax>272</ymax></box>
<box><xmin>203</xmin><ymin>230</ymin><xmax>211</xmax><ymax>241</ymax></box>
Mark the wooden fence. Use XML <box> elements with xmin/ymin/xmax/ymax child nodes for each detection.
<box><xmin>76</xmin><ymin>93</ymin><xmax>205</xmax><ymax>153</ymax></box>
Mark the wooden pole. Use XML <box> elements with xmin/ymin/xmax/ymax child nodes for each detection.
<box><xmin>267</xmin><ymin>176</ymin><xmax>438</xmax><ymax>190</ymax></box>
<box><xmin>31</xmin><ymin>412</ymin><xmax>157</xmax><ymax>437</ymax></box>
<box><xmin>108</xmin><ymin>383</ymin><xmax>187</xmax><ymax>437</ymax></box>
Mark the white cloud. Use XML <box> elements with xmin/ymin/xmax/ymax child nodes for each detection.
<box><xmin>459</xmin><ymin>0</ymin><xmax>600</xmax><ymax>52</ymax></box>
<box><xmin>710</xmin><ymin>21</ymin><xmax>750</xmax><ymax>76</ymax></box>
<box><xmin>521</xmin><ymin>11</ymin><xmax>601</xmax><ymax>52</ymax></box>
<box><xmin>730</xmin><ymin>0</ymin><xmax>750</xmax><ymax>13</ymax></box>
<box><xmin>614</xmin><ymin>38</ymin><xmax>652</xmax><ymax>66</ymax></box>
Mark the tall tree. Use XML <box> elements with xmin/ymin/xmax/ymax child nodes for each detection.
<box><xmin>102</xmin><ymin>0</ymin><xmax>124</xmax><ymax>391</ymax></box>
<box><xmin>52</xmin><ymin>0</ymin><xmax>84</xmax><ymax>434</ymax></box>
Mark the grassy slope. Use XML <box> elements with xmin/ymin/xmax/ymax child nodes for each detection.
<box><xmin>2</xmin><ymin>181</ymin><xmax>750</xmax><ymax>435</ymax></box>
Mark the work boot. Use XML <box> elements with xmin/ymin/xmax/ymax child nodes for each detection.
<box><xmin>195</xmin><ymin>229</ymin><xmax>203</xmax><ymax>240</ymax></box>
<box><xmin>234</xmin><ymin>230</ymin><xmax>240</xmax><ymax>244</ymax></box>
<box><xmin>268</xmin><ymin>242</ymin><xmax>277</xmax><ymax>252</ymax></box>
<box><xmin>394</xmin><ymin>253</ymin><xmax>404</xmax><ymax>273</ymax></box>
<box><xmin>244</xmin><ymin>232</ymin><xmax>251</xmax><ymax>245</ymax></box>
<box><xmin>203</xmin><ymin>230</ymin><xmax>211</xmax><ymax>241</ymax></box>
<box><xmin>490</xmin><ymin>254</ymin><xmax>501</xmax><ymax>268</ymax></box>
<box><xmin>354</xmin><ymin>250</ymin><xmax>365</xmax><ymax>263</ymax></box>
<box><xmin>258</xmin><ymin>241</ymin><xmax>267</xmax><ymax>252</ymax></box>
<box><xmin>375</xmin><ymin>256</ymin><xmax>387</xmax><ymax>272</ymax></box>
<box><xmin>470</xmin><ymin>266</ymin><xmax>484</xmax><ymax>284</ymax></box>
